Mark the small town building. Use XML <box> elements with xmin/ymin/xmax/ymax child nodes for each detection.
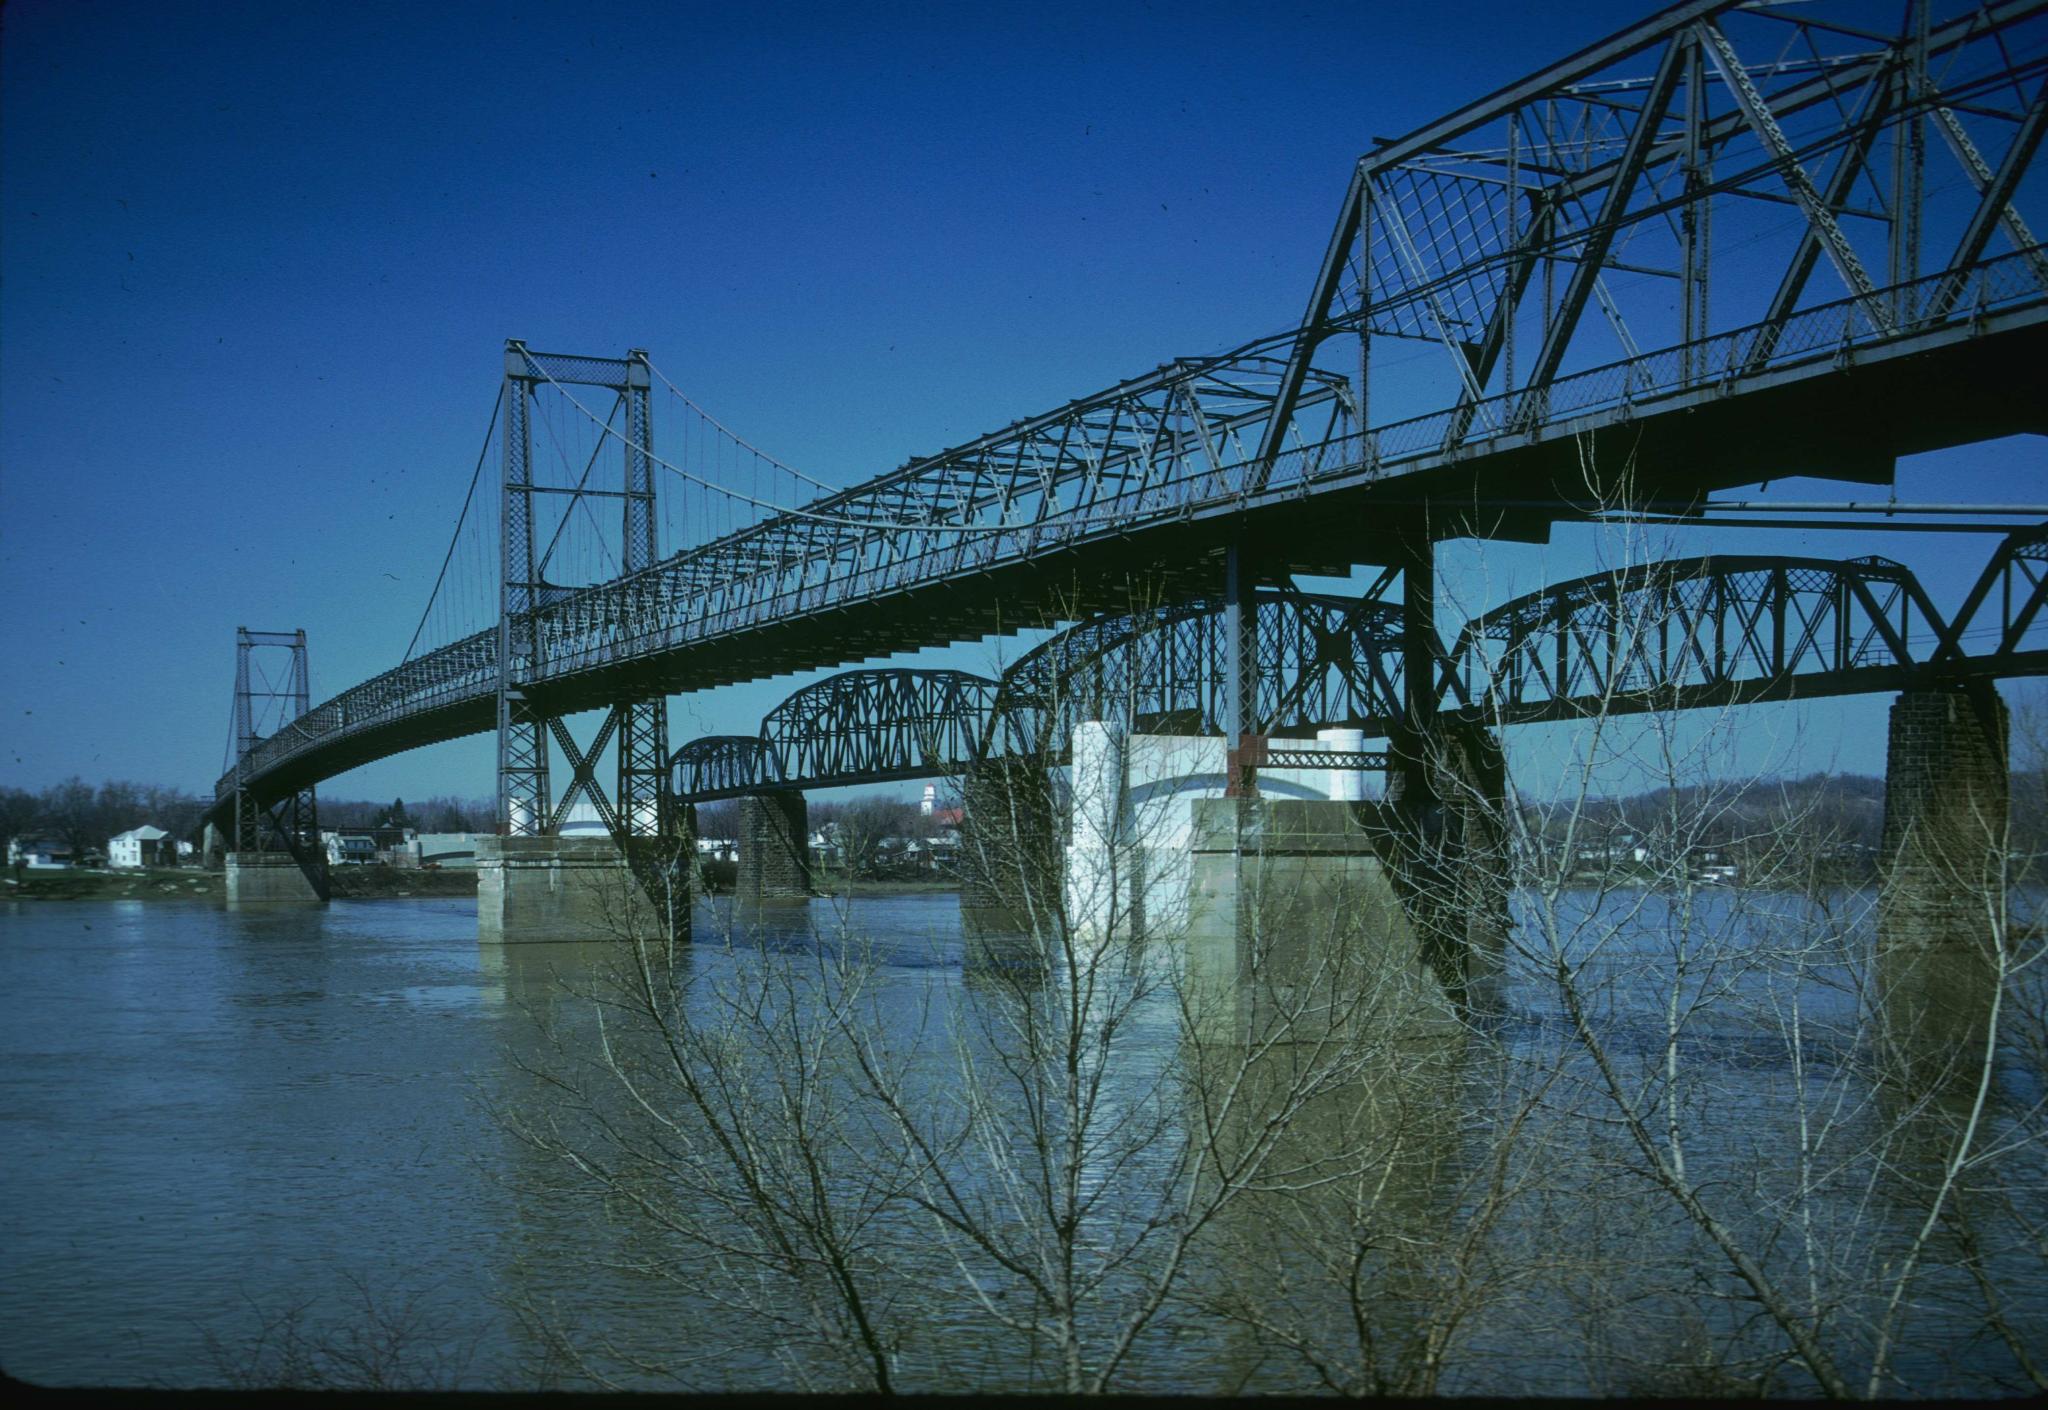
<box><xmin>7</xmin><ymin>836</ymin><xmax>72</xmax><ymax>869</ymax></box>
<box><xmin>322</xmin><ymin>830</ymin><xmax>379</xmax><ymax>865</ymax></box>
<box><xmin>415</xmin><ymin>833</ymin><xmax>484</xmax><ymax>869</ymax></box>
<box><xmin>108</xmin><ymin>825</ymin><xmax>177</xmax><ymax>869</ymax></box>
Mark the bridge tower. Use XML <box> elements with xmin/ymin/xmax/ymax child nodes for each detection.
<box><xmin>224</xmin><ymin>628</ymin><xmax>330</xmax><ymax>905</ymax></box>
<box><xmin>479</xmin><ymin>342</ymin><xmax>684</xmax><ymax>943</ymax></box>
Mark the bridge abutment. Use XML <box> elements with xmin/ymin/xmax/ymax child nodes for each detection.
<box><xmin>1877</xmin><ymin>685</ymin><xmax>2009</xmax><ymax>1080</ymax></box>
<box><xmin>224</xmin><ymin>852</ymin><xmax>329</xmax><ymax>906</ymax></box>
<box><xmin>736</xmin><ymin>791</ymin><xmax>811</xmax><ymax>902</ymax></box>
<box><xmin>477</xmin><ymin>836</ymin><xmax>660</xmax><ymax>943</ymax></box>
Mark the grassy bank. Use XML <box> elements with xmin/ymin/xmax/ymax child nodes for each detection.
<box><xmin>5</xmin><ymin>867</ymin><xmax>222</xmax><ymax>902</ymax></box>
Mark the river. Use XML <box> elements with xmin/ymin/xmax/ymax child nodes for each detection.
<box><xmin>2</xmin><ymin>890</ymin><xmax>2041</xmax><ymax>1394</ymax></box>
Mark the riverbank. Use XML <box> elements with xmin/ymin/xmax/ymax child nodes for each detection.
<box><xmin>5</xmin><ymin>867</ymin><xmax>221</xmax><ymax>901</ymax></box>
<box><xmin>3</xmin><ymin>865</ymin><xmax>480</xmax><ymax>902</ymax></box>
<box><xmin>806</xmin><ymin>877</ymin><xmax>960</xmax><ymax>896</ymax></box>
<box><xmin>3</xmin><ymin>865</ymin><xmax>955</xmax><ymax>902</ymax></box>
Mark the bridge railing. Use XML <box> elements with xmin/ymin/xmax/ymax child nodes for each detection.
<box><xmin>613</xmin><ymin>249</ymin><xmax>2048</xmax><ymax>659</ymax></box>
<box><xmin>214</xmin><ymin>628</ymin><xmax>498</xmax><ymax>802</ymax></box>
<box><xmin>1266</xmin><ymin>246</ymin><xmax>2048</xmax><ymax>493</ymax></box>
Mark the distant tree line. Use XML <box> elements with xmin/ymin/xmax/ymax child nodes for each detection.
<box><xmin>1558</xmin><ymin>768</ymin><xmax>2048</xmax><ymax>879</ymax></box>
<box><xmin>0</xmin><ymin>779</ymin><xmax>495</xmax><ymax>863</ymax></box>
<box><xmin>0</xmin><ymin>778</ymin><xmax>210</xmax><ymax>861</ymax></box>
<box><xmin>317</xmin><ymin>795</ymin><xmax>493</xmax><ymax>833</ymax></box>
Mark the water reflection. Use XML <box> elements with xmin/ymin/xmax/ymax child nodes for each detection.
<box><xmin>2</xmin><ymin>888</ymin><xmax>2043</xmax><ymax>1392</ymax></box>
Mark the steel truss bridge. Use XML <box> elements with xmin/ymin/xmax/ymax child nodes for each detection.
<box><xmin>211</xmin><ymin>0</ymin><xmax>2048</xmax><ymax>856</ymax></box>
<box><xmin>665</xmin><ymin>530</ymin><xmax>2048</xmax><ymax>802</ymax></box>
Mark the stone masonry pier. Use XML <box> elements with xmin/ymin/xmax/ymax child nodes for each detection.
<box><xmin>736</xmin><ymin>791</ymin><xmax>810</xmax><ymax>902</ymax></box>
<box><xmin>1878</xmin><ymin>684</ymin><xmax>2009</xmax><ymax>1077</ymax></box>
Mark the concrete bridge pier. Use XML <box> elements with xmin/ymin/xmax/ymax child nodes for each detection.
<box><xmin>959</xmin><ymin>757</ymin><xmax>1060</xmax><ymax>942</ymax></box>
<box><xmin>736</xmin><ymin>790</ymin><xmax>811</xmax><ymax>902</ymax></box>
<box><xmin>1877</xmin><ymin>684</ymin><xmax>2009</xmax><ymax>1082</ymax></box>
<box><xmin>477</xmin><ymin>836</ymin><xmax>663</xmax><ymax>943</ymax></box>
<box><xmin>1184</xmin><ymin>799</ymin><xmax>1464</xmax><ymax>1049</ymax></box>
<box><xmin>224</xmin><ymin>852</ymin><xmax>329</xmax><ymax>906</ymax></box>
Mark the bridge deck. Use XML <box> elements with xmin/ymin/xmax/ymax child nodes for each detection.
<box><xmin>215</xmin><ymin>285</ymin><xmax>2048</xmax><ymax>818</ymax></box>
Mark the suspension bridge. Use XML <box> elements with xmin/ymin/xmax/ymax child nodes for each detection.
<box><xmin>210</xmin><ymin>0</ymin><xmax>2048</xmax><ymax>944</ymax></box>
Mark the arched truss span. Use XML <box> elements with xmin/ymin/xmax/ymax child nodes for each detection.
<box><xmin>1449</xmin><ymin>554</ymin><xmax>1963</xmax><ymax>724</ymax></box>
<box><xmin>668</xmin><ymin>534</ymin><xmax>2048</xmax><ymax>801</ymax></box>
<box><xmin>998</xmin><ymin>589</ymin><xmax>1409</xmax><ymax>751</ymax></box>
<box><xmin>761</xmin><ymin>669</ymin><xmax>1003</xmax><ymax>793</ymax></box>
<box><xmin>669</xmin><ymin>591</ymin><xmax>1413</xmax><ymax>802</ymax></box>
<box><xmin>670</xmin><ymin>735</ymin><xmax>781</xmax><ymax>801</ymax></box>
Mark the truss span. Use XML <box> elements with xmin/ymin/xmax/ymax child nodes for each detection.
<box><xmin>758</xmin><ymin>669</ymin><xmax>1005</xmax><ymax>796</ymax></box>
<box><xmin>1449</xmin><ymin>551</ymin><xmax>2045</xmax><ymax>725</ymax></box>
<box><xmin>215</xmin><ymin>1</ymin><xmax>2048</xmax><ymax>820</ymax></box>
<box><xmin>1001</xmin><ymin>590</ymin><xmax>1411</xmax><ymax>750</ymax></box>
<box><xmin>670</xmin><ymin>735</ymin><xmax>781</xmax><ymax>800</ymax></box>
<box><xmin>670</xmin><ymin>540</ymin><xmax>2048</xmax><ymax>801</ymax></box>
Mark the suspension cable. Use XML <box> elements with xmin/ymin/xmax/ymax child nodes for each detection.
<box><xmin>404</xmin><ymin>385</ymin><xmax>502</xmax><ymax>662</ymax></box>
<box><xmin>521</xmin><ymin>357</ymin><xmax>1006</xmax><ymax>534</ymax></box>
<box><xmin>645</xmin><ymin>357</ymin><xmax>840</xmax><ymax>494</ymax></box>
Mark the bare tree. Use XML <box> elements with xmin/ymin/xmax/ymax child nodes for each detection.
<box><xmin>1420</xmin><ymin>457</ymin><xmax>2048</xmax><ymax>1397</ymax></box>
<box><xmin>487</xmin><ymin>498</ymin><xmax>2048</xmax><ymax>1395</ymax></box>
<box><xmin>490</xmin><ymin>588</ymin><xmax>1507</xmax><ymax>1393</ymax></box>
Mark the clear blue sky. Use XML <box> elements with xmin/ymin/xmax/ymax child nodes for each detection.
<box><xmin>4</xmin><ymin>0</ymin><xmax>2043</xmax><ymax>805</ymax></box>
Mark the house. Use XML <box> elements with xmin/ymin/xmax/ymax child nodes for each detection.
<box><xmin>7</xmin><ymin>836</ymin><xmax>72</xmax><ymax>869</ymax></box>
<box><xmin>322</xmin><ymin>830</ymin><xmax>378</xmax><ymax>865</ymax></box>
<box><xmin>108</xmin><ymin>825</ymin><xmax>177</xmax><ymax>869</ymax></box>
<box><xmin>374</xmin><ymin>826</ymin><xmax>420</xmax><ymax>867</ymax></box>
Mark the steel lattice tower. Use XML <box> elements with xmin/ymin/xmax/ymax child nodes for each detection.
<box><xmin>495</xmin><ymin>342</ymin><xmax>678</xmax><ymax>921</ymax></box>
<box><xmin>230</xmin><ymin>628</ymin><xmax>325</xmax><ymax>881</ymax></box>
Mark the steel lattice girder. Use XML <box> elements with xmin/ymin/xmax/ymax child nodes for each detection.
<box><xmin>1258</xmin><ymin>0</ymin><xmax>2048</xmax><ymax>475</ymax></box>
<box><xmin>1933</xmin><ymin>521</ymin><xmax>2048</xmax><ymax>660</ymax></box>
<box><xmin>998</xmin><ymin>589</ymin><xmax>1411</xmax><ymax>752</ymax></box>
<box><xmin>666</xmin><ymin>539</ymin><xmax>2048</xmax><ymax>801</ymax></box>
<box><xmin>669</xmin><ymin>591</ymin><xmax>1417</xmax><ymax>802</ymax></box>
<box><xmin>214</xmin><ymin>2</ymin><xmax>2048</xmax><ymax>815</ymax></box>
<box><xmin>1448</xmin><ymin>552</ymin><xmax>1959</xmax><ymax>722</ymax></box>
<box><xmin>762</xmin><ymin>669</ymin><xmax>1003</xmax><ymax>791</ymax></box>
<box><xmin>670</xmin><ymin>734</ymin><xmax>781</xmax><ymax>799</ymax></box>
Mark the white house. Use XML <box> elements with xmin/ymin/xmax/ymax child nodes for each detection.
<box><xmin>108</xmin><ymin>825</ymin><xmax>176</xmax><ymax>869</ymax></box>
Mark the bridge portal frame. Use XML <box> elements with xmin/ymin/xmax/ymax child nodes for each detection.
<box><xmin>229</xmin><ymin>627</ymin><xmax>329</xmax><ymax>900</ymax></box>
<box><xmin>495</xmin><ymin>343</ymin><xmax>676</xmax><ymax>913</ymax></box>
